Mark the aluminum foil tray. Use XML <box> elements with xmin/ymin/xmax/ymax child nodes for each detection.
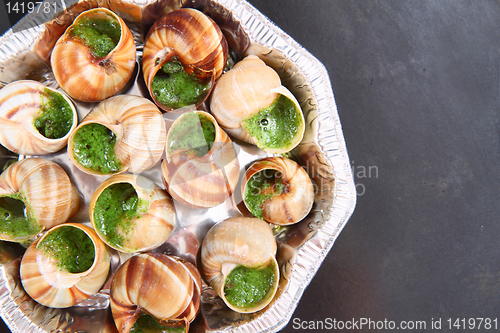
<box><xmin>0</xmin><ymin>0</ymin><xmax>356</xmax><ymax>332</ymax></box>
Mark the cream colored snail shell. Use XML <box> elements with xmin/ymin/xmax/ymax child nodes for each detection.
<box><xmin>210</xmin><ymin>55</ymin><xmax>305</xmax><ymax>153</ymax></box>
<box><xmin>110</xmin><ymin>253</ymin><xmax>202</xmax><ymax>332</ymax></box>
<box><xmin>201</xmin><ymin>216</ymin><xmax>280</xmax><ymax>313</ymax></box>
<box><xmin>241</xmin><ymin>156</ymin><xmax>314</xmax><ymax>225</ymax></box>
<box><xmin>89</xmin><ymin>174</ymin><xmax>176</xmax><ymax>253</ymax></box>
<box><xmin>0</xmin><ymin>80</ymin><xmax>78</xmax><ymax>155</ymax></box>
<box><xmin>142</xmin><ymin>8</ymin><xmax>228</xmax><ymax>112</ymax></box>
<box><xmin>20</xmin><ymin>223</ymin><xmax>110</xmax><ymax>308</ymax></box>
<box><xmin>51</xmin><ymin>7</ymin><xmax>136</xmax><ymax>102</ymax></box>
<box><xmin>67</xmin><ymin>94</ymin><xmax>167</xmax><ymax>176</ymax></box>
<box><xmin>0</xmin><ymin>158</ymin><xmax>81</xmax><ymax>242</ymax></box>
<box><xmin>161</xmin><ymin>111</ymin><xmax>239</xmax><ymax>208</ymax></box>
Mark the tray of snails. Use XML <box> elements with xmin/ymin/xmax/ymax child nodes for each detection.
<box><xmin>0</xmin><ymin>0</ymin><xmax>357</xmax><ymax>332</ymax></box>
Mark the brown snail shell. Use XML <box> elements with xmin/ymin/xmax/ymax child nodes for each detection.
<box><xmin>210</xmin><ymin>55</ymin><xmax>305</xmax><ymax>153</ymax></box>
<box><xmin>67</xmin><ymin>94</ymin><xmax>167</xmax><ymax>176</ymax></box>
<box><xmin>51</xmin><ymin>7</ymin><xmax>136</xmax><ymax>103</ymax></box>
<box><xmin>241</xmin><ymin>156</ymin><xmax>314</xmax><ymax>225</ymax></box>
<box><xmin>201</xmin><ymin>216</ymin><xmax>279</xmax><ymax>313</ymax></box>
<box><xmin>161</xmin><ymin>111</ymin><xmax>239</xmax><ymax>208</ymax></box>
<box><xmin>142</xmin><ymin>8</ymin><xmax>228</xmax><ymax>112</ymax></box>
<box><xmin>0</xmin><ymin>80</ymin><xmax>78</xmax><ymax>155</ymax></box>
<box><xmin>89</xmin><ymin>174</ymin><xmax>176</xmax><ymax>253</ymax></box>
<box><xmin>20</xmin><ymin>223</ymin><xmax>110</xmax><ymax>308</ymax></box>
<box><xmin>0</xmin><ymin>158</ymin><xmax>81</xmax><ymax>242</ymax></box>
<box><xmin>110</xmin><ymin>253</ymin><xmax>201</xmax><ymax>333</ymax></box>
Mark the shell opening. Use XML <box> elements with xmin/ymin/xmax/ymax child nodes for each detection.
<box><xmin>130</xmin><ymin>313</ymin><xmax>188</xmax><ymax>333</ymax></box>
<box><xmin>33</xmin><ymin>88</ymin><xmax>75</xmax><ymax>140</ymax></box>
<box><xmin>0</xmin><ymin>195</ymin><xmax>41</xmax><ymax>241</ymax></box>
<box><xmin>167</xmin><ymin>112</ymin><xmax>216</xmax><ymax>158</ymax></box>
<box><xmin>243</xmin><ymin>169</ymin><xmax>287</xmax><ymax>220</ymax></box>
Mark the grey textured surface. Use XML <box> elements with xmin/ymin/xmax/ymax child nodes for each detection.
<box><xmin>1</xmin><ymin>0</ymin><xmax>500</xmax><ymax>332</ymax></box>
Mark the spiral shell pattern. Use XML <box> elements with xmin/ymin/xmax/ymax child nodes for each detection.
<box><xmin>51</xmin><ymin>8</ymin><xmax>136</xmax><ymax>102</ymax></box>
<box><xmin>210</xmin><ymin>55</ymin><xmax>305</xmax><ymax>153</ymax></box>
<box><xmin>110</xmin><ymin>253</ymin><xmax>201</xmax><ymax>332</ymax></box>
<box><xmin>89</xmin><ymin>174</ymin><xmax>176</xmax><ymax>253</ymax></box>
<box><xmin>142</xmin><ymin>8</ymin><xmax>228</xmax><ymax>112</ymax></box>
<box><xmin>242</xmin><ymin>157</ymin><xmax>314</xmax><ymax>225</ymax></box>
<box><xmin>20</xmin><ymin>223</ymin><xmax>110</xmax><ymax>308</ymax></box>
<box><xmin>0</xmin><ymin>158</ymin><xmax>80</xmax><ymax>242</ymax></box>
<box><xmin>201</xmin><ymin>216</ymin><xmax>279</xmax><ymax>313</ymax></box>
<box><xmin>0</xmin><ymin>80</ymin><xmax>78</xmax><ymax>155</ymax></box>
<box><xmin>161</xmin><ymin>111</ymin><xmax>239</xmax><ymax>208</ymax></box>
<box><xmin>67</xmin><ymin>94</ymin><xmax>166</xmax><ymax>176</ymax></box>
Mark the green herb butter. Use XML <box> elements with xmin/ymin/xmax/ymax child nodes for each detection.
<box><xmin>244</xmin><ymin>170</ymin><xmax>286</xmax><ymax>219</ymax></box>
<box><xmin>72</xmin><ymin>123</ymin><xmax>122</xmax><ymax>174</ymax></box>
<box><xmin>242</xmin><ymin>94</ymin><xmax>302</xmax><ymax>151</ymax></box>
<box><xmin>0</xmin><ymin>196</ymin><xmax>41</xmax><ymax>240</ymax></box>
<box><xmin>93</xmin><ymin>183</ymin><xmax>146</xmax><ymax>249</ymax></box>
<box><xmin>33</xmin><ymin>88</ymin><xmax>74</xmax><ymax>139</ymax></box>
<box><xmin>36</xmin><ymin>226</ymin><xmax>95</xmax><ymax>273</ymax></box>
<box><xmin>223</xmin><ymin>264</ymin><xmax>276</xmax><ymax>309</ymax></box>
<box><xmin>130</xmin><ymin>314</ymin><xmax>186</xmax><ymax>333</ymax></box>
<box><xmin>68</xmin><ymin>15</ymin><xmax>121</xmax><ymax>58</ymax></box>
<box><xmin>151</xmin><ymin>61</ymin><xmax>210</xmax><ymax>109</ymax></box>
<box><xmin>167</xmin><ymin>112</ymin><xmax>215</xmax><ymax>157</ymax></box>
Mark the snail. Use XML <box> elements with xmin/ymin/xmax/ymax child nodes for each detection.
<box><xmin>110</xmin><ymin>252</ymin><xmax>201</xmax><ymax>333</ymax></box>
<box><xmin>0</xmin><ymin>80</ymin><xmax>78</xmax><ymax>156</ymax></box>
<box><xmin>241</xmin><ymin>157</ymin><xmax>314</xmax><ymax>225</ymax></box>
<box><xmin>67</xmin><ymin>94</ymin><xmax>167</xmax><ymax>176</ymax></box>
<box><xmin>142</xmin><ymin>8</ymin><xmax>228</xmax><ymax>112</ymax></box>
<box><xmin>210</xmin><ymin>55</ymin><xmax>305</xmax><ymax>153</ymax></box>
<box><xmin>161</xmin><ymin>111</ymin><xmax>239</xmax><ymax>208</ymax></box>
<box><xmin>51</xmin><ymin>7</ymin><xmax>136</xmax><ymax>103</ymax></box>
<box><xmin>89</xmin><ymin>174</ymin><xmax>176</xmax><ymax>253</ymax></box>
<box><xmin>0</xmin><ymin>158</ymin><xmax>81</xmax><ymax>243</ymax></box>
<box><xmin>20</xmin><ymin>223</ymin><xmax>110</xmax><ymax>308</ymax></box>
<box><xmin>201</xmin><ymin>216</ymin><xmax>279</xmax><ymax>313</ymax></box>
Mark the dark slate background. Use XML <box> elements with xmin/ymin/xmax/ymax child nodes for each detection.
<box><xmin>0</xmin><ymin>1</ymin><xmax>499</xmax><ymax>332</ymax></box>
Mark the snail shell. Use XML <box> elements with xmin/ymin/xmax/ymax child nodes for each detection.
<box><xmin>210</xmin><ymin>55</ymin><xmax>305</xmax><ymax>153</ymax></box>
<box><xmin>241</xmin><ymin>157</ymin><xmax>314</xmax><ymax>225</ymax></box>
<box><xmin>51</xmin><ymin>7</ymin><xmax>136</xmax><ymax>102</ymax></box>
<box><xmin>161</xmin><ymin>111</ymin><xmax>239</xmax><ymax>208</ymax></box>
<box><xmin>110</xmin><ymin>253</ymin><xmax>201</xmax><ymax>332</ymax></box>
<box><xmin>0</xmin><ymin>80</ymin><xmax>78</xmax><ymax>155</ymax></box>
<box><xmin>0</xmin><ymin>158</ymin><xmax>81</xmax><ymax>242</ymax></box>
<box><xmin>142</xmin><ymin>8</ymin><xmax>228</xmax><ymax>112</ymax></box>
<box><xmin>67</xmin><ymin>95</ymin><xmax>167</xmax><ymax>176</ymax></box>
<box><xmin>201</xmin><ymin>216</ymin><xmax>279</xmax><ymax>313</ymax></box>
<box><xmin>89</xmin><ymin>174</ymin><xmax>176</xmax><ymax>253</ymax></box>
<box><xmin>20</xmin><ymin>223</ymin><xmax>110</xmax><ymax>308</ymax></box>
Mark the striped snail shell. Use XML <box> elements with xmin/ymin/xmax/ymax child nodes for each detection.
<box><xmin>110</xmin><ymin>253</ymin><xmax>201</xmax><ymax>332</ymax></box>
<box><xmin>51</xmin><ymin>7</ymin><xmax>136</xmax><ymax>102</ymax></box>
<box><xmin>89</xmin><ymin>174</ymin><xmax>176</xmax><ymax>253</ymax></box>
<box><xmin>0</xmin><ymin>158</ymin><xmax>81</xmax><ymax>243</ymax></box>
<box><xmin>161</xmin><ymin>111</ymin><xmax>239</xmax><ymax>208</ymax></box>
<box><xmin>0</xmin><ymin>80</ymin><xmax>78</xmax><ymax>155</ymax></box>
<box><xmin>142</xmin><ymin>8</ymin><xmax>228</xmax><ymax>112</ymax></box>
<box><xmin>210</xmin><ymin>55</ymin><xmax>305</xmax><ymax>153</ymax></box>
<box><xmin>67</xmin><ymin>94</ymin><xmax>167</xmax><ymax>176</ymax></box>
<box><xmin>20</xmin><ymin>223</ymin><xmax>110</xmax><ymax>308</ymax></box>
<box><xmin>201</xmin><ymin>216</ymin><xmax>279</xmax><ymax>313</ymax></box>
<box><xmin>241</xmin><ymin>156</ymin><xmax>314</xmax><ymax>225</ymax></box>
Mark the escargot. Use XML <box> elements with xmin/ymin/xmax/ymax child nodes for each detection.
<box><xmin>142</xmin><ymin>8</ymin><xmax>228</xmax><ymax>112</ymax></box>
<box><xmin>89</xmin><ymin>174</ymin><xmax>176</xmax><ymax>253</ymax></box>
<box><xmin>67</xmin><ymin>94</ymin><xmax>166</xmax><ymax>176</ymax></box>
<box><xmin>0</xmin><ymin>80</ymin><xmax>78</xmax><ymax>155</ymax></box>
<box><xmin>110</xmin><ymin>253</ymin><xmax>201</xmax><ymax>333</ymax></box>
<box><xmin>0</xmin><ymin>158</ymin><xmax>80</xmax><ymax>243</ymax></box>
<box><xmin>210</xmin><ymin>55</ymin><xmax>305</xmax><ymax>153</ymax></box>
<box><xmin>242</xmin><ymin>156</ymin><xmax>314</xmax><ymax>225</ymax></box>
<box><xmin>201</xmin><ymin>216</ymin><xmax>279</xmax><ymax>313</ymax></box>
<box><xmin>51</xmin><ymin>7</ymin><xmax>136</xmax><ymax>102</ymax></box>
<box><xmin>20</xmin><ymin>223</ymin><xmax>110</xmax><ymax>308</ymax></box>
<box><xmin>161</xmin><ymin>111</ymin><xmax>239</xmax><ymax>208</ymax></box>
